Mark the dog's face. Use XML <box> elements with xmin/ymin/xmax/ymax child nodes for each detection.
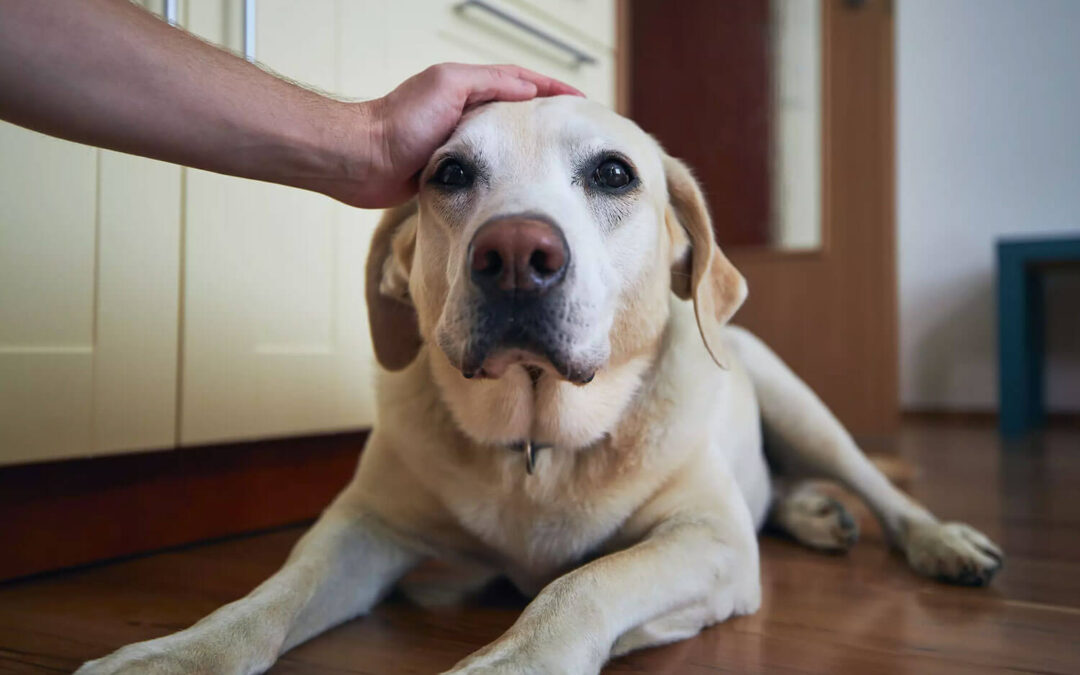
<box><xmin>367</xmin><ymin>96</ymin><xmax>747</xmax><ymax>441</ymax></box>
<box><xmin>418</xmin><ymin>96</ymin><xmax>671</xmax><ymax>384</ymax></box>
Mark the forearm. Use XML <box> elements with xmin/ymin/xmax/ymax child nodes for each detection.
<box><xmin>0</xmin><ymin>0</ymin><xmax>369</xmax><ymax>195</ymax></box>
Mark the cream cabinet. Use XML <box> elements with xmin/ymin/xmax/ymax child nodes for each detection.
<box><xmin>0</xmin><ymin>0</ymin><xmax>615</xmax><ymax>463</ymax></box>
<box><xmin>179</xmin><ymin>0</ymin><xmax>380</xmax><ymax>445</ymax></box>
<box><xmin>0</xmin><ymin>13</ymin><xmax>182</xmax><ymax>465</ymax></box>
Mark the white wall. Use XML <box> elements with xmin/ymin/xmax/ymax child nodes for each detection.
<box><xmin>897</xmin><ymin>0</ymin><xmax>1080</xmax><ymax>412</ymax></box>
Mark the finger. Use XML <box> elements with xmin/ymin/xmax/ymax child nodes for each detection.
<box><xmin>443</xmin><ymin>63</ymin><xmax>583</xmax><ymax>106</ymax></box>
<box><xmin>450</xmin><ymin>65</ymin><xmax>540</xmax><ymax>107</ymax></box>
<box><xmin>489</xmin><ymin>64</ymin><xmax>585</xmax><ymax>98</ymax></box>
<box><xmin>462</xmin><ymin>78</ymin><xmax>538</xmax><ymax>108</ymax></box>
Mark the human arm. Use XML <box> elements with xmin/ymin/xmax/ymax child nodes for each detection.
<box><xmin>0</xmin><ymin>0</ymin><xmax>581</xmax><ymax>207</ymax></box>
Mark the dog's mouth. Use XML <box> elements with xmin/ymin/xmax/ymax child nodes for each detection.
<box><xmin>462</xmin><ymin>344</ymin><xmax>595</xmax><ymax>384</ymax></box>
<box><xmin>454</xmin><ymin>301</ymin><xmax>597</xmax><ymax>385</ymax></box>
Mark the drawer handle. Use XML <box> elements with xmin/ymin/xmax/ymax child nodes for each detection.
<box><xmin>243</xmin><ymin>0</ymin><xmax>256</xmax><ymax>62</ymax></box>
<box><xmin>164</xmin><ymin>0</ymin><xmax>178</xmax><ymax>26</ymax></box>
<box><xmin>455</xmin><ymin>0</ymin><xmax>597</xmax><ymax>66</ymax></box>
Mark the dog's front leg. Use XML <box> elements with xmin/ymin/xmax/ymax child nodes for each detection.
<box><xmin>77</xmin><ymin>504</ymin><xmax>420</xmax><ymax>675</ymax></box>
<box><xmin>445</xmin><ymin>474</ymin><xmax>761</xmax><ymax>675</ymax></box>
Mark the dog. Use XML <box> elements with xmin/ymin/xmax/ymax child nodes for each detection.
<box><xmin>78</xmin><ymin>95</ymin><xmax>1003</xmax><ymax>675</ymax></box>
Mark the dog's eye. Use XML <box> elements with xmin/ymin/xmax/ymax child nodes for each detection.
<box><xmin>591</xmin><ymin>158</ymin><xmax>635</xmax><ymax>191</ymax></box>
<box><xmin>433</xmin><ymin>159</ymin><xmax>472</xmax><ymax>189</ymax></box>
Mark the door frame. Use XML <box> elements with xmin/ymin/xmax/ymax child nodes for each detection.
<box><xmin>618</xmin><ymin>0</ymin><xmax>898</xmax><ymax>436</ymax></box>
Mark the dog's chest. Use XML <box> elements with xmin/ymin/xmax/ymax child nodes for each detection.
<box><xmin>441</xmin><ymin>448</ymin><xmax>646</xmax><ymax>587</ymax></box>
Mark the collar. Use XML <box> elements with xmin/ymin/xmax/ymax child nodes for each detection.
<box><xmin>506</xmin><ymin>440</ymin><xmax>553</xmax><ymax>475</ymax></box>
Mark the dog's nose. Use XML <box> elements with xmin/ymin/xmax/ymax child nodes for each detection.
<box><xmin>469</xmin><ymin>217</ymin><xmax>569</xmax><ymax>297</ymax></box>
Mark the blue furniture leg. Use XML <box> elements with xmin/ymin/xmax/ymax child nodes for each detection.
<box><xmin>998</xmin><ymin>246</ymin><xmax>1045</xmax><ymax>437</ymax></box>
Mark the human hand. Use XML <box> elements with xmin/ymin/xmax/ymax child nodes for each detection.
<box><xmin>337</xmin><ymin>63</ymin><xmax>583</xmax><ymax>208</ymax></box>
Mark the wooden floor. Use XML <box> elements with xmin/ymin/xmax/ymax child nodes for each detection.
<box><xmin>2</xmin><ymin>419</ymin><xmax>1078</xmax><ymax>674</ymax></box>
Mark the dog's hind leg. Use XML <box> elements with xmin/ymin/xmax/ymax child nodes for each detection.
<box><xmin>767</xmin><ymin>478</ymin><xmax>859</xmax><ymax>553</ymax></box>
<box><xmin>726</xmin><ymin>327</ymin><xmax>1003</xmax><ymax>586</ymax></box>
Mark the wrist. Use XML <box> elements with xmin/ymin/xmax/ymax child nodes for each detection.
<box><xmin>331</xmin><ymin>99</ymin><xmax>382</xmax><ymax>184</ymax></box>
<box><xmin>307</xmin><ymin>98</ymin><xmax>389</xmax><ymax>207</ymax></box>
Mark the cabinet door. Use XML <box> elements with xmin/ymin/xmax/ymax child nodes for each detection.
<box><xmin>344</xmin><ymin>0</ymin><xmax>615</xmax><ymax>107</ymax></box>
<box><xmin>180</xmin><ymin>0</ymin><xmax>377</xmax><ymax>445</ymax></box>
<box><xmin>0</xmin><ymin>115</ymin><xmax>180</xmax><ymax>464</ymax></box>
<box><xmin>0</xmin><ymin>130</ymin><xmax>98</xmax><ymax>464</ymax></box>
<box><xmin>447</xmin><ymin>0</ymin><xmax>616</xmax><ymax>104</ymax></box>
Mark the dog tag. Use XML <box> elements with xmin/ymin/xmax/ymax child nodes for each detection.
<box><xmin>524</xmin><ymin>440</ymin><xmax>537</xmax><ymax>475</ymax></box>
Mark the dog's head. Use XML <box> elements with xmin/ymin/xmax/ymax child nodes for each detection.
<box><xmin>367</xmin><ymin>96</ymin><xmax>746</xmax><ymax>432</ymax></box>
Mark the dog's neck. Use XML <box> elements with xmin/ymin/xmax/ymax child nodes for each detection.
<box><xmin>427</xmin><ymin>346</ymin><xmax>656</xmax><ymax>452</ymax></box>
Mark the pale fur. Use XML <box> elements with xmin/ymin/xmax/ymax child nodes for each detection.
<box><xmin>78</xmin><ymin>97</ymin><xmax>1002</xmax><ymax>675</ymax></box>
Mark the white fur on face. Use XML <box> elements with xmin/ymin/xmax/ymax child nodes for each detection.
<box><xmin>409</xmin><ymin>96</ymin><xmax>672</xmax><ymax>446</ymax></box>
<box><xmin>420</xmin><ymin>98</ymin><xmax>665</xmax><ymax>373</ymax></box>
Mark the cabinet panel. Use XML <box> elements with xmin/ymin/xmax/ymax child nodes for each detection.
<box><xmin>256</xmin><ymin>0</ymin><xmax>339</xmax><ymax>91</ymax></box>
<box><xmin>185</xmin><ymin>0</ymin><xmax>241</xmax><ymax>52</ymax></box>
<box><xmin>0</xmin><ymin>131</ymin><xmax>97</xmax><ymax>348</ymax></box>
<box><xmin>0</xmin><ymin>129</ymin><xmax>180</xmax><ymax>464</ymax></box>
<box><xmin>440</xmin><ymin>0</ymin><xmax>614</xmax><ymax>105</ymax></box>
<box><xmin>508</xmin><ymin>0</ymin><xmax>616</xmax><ymax>49</ymax></box>
<box><xmin>339</xmin><ymin>1</ymin><xmax>615</xmax><ymax>104</ymax></box>
<box><xmin>181</xmin><ymin>175</ymin><xmax>377</xmax><ymax>444</ymax></box>
<box><xmin>0</xmin><ymin>127</ymin><xmax>98</xmax><ymax>464</ymax></box>
<box><xmin>337</xmin><ymin>1</ymin><xmax>395</xmax><ymax>98</ymax></box>
<box><xmin>94</xmin><ymin>153</ymin><xmax>182</xmax><ymax>453</ymax></box>
<box><xmin>181</xmin><ymin>0</ymin><xmax>375</xmax><ymax>445</ymax></box>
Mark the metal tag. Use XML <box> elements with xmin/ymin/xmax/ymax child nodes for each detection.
<box><xmin>524</xmin><ymin>440</ymin><xmax>537</xmax><ymax>475</ymax></box>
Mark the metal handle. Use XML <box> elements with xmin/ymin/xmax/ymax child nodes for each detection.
<box><xmin>455</xmin><ymin>0</ymin><xmax>596</xmax><ymax>66</ymax></box>
<box><xmin>164</xmin><ymin>0</ymin><xmax>178</xmax><ymax>26</ymax></box>
<box><xmin>242</xmin><ymin>0</ymin><xmax>256</xmax><ymax>62</ymax></box>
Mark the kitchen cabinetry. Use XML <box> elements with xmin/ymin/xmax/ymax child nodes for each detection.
<box><xmin>0</xmin><ymin>0</ymin><xmax>615</xmax><ymax>463</ymax></box>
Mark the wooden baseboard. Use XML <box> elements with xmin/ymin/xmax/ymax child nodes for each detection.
<box><xmin>902</xmin><ymin>409</ymin><xmax>1080</xmax><ymax>428</ymax></box>
<box><xmin>0</xmin><ymin>431</ymin><xmax>367</xmax><ymax>582</ymax></box>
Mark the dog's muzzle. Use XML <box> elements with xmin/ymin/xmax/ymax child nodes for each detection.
<box><xmin>459</xmin><ymin>216</ymin><xmax>592</xmax><ymax>383</ymax></box>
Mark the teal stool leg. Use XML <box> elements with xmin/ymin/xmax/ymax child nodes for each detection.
<box><xmin>998</xmin><ymin>245</ymin><xmax>1045</xmax><ymax>437</ymax></box>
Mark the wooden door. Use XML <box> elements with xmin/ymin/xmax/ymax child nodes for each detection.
<box><xmin>629</xmin><ymin>0</ymin><xmax>896</xmax><ymax>435</ymax></box>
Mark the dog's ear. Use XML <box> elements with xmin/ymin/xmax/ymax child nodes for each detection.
<box><xmin>366</xmin><ymin>200</ymin><xmax>422</xmax><ymax>371</ymax></box>
<box><xmin>664</xmin><ymin>154</ymin><xmax>747</xmax><ymax>369</ymax></box>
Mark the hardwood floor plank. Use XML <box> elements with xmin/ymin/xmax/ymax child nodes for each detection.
<box><xmin>1</xmin><ymin>420</ymin><xmax>1077</xmax><ymax>674</ymax></box>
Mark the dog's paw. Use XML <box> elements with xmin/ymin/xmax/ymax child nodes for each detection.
<box><xmin>75</xmin><ymin>632</ymin><xmax>250</xmax><ymax>675</ymax></box>
<box><xmin>774</xmin><ymin>492</ymin><xmax>860</xmax><ymax>553</ymax></box>
<box><xmin>443</xmin><ymin>637</ymin><xmax>586</xmax><ymax>675</ymax></box>
<box><xmin>443</xmin><ymin>664</ymin><xmax>525</xmax><ymax>675</ymax></box>
<box><xmin>904</xmin><ymin>520</ymin><xmax>1004</xmax><ymax>586</ymax></box>
<box><xmin>75</xmin><ymin>643</ymin><xmax>189</xmax><ymax>675</ymax></box>
<box><xmin>443</xmin><ymin>647</ymin><xmax>540</xmax><ymax>675</ymax></box>
<box><xmin>442</xmin><ymin>655</ymin><xmax>531</xmax><ymax>675</ymax></box>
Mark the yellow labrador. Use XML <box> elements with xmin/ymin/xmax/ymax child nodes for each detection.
<box><xmin>79</xmin><ymin>96</ymin><xmax>1002</xmax><ymax>675</ymax></box>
